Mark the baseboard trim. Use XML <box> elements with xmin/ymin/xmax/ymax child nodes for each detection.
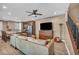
<box><xmin>62</xmin><ymin>40</ymin><xmax>71</xmax><ymax>55</ymax></box>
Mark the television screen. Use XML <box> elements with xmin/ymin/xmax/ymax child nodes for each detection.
<box><xmin>40</xmin><ymin>22</ymin><xmax>52</xmax><ymax>30</ymax></box>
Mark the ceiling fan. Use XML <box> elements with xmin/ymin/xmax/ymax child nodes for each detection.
<box><xmin>26</xmin><ymin>10</ymin><xmax>42</xmax><ymax>17</ymax></box>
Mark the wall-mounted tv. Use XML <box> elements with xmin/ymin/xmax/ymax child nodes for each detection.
<box><xmin>40</xmin><ymin>22</ymin><xmax>52</xmax><ymax>30</ymax></box>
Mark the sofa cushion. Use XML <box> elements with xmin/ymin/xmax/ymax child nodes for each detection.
<box><xmin>27</xmin><ymin>37</ymin><xmax>46</xmax><ymax>46</ymax></box>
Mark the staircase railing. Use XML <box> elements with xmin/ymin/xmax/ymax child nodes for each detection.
<box><xmin>66</xmin><ymin>23</ymin><xmax>78</xmax><ymax>54</ymax></box>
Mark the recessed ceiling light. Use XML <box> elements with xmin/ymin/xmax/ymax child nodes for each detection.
<box><xmin>2</xmin><ymin>5</ymin><xmax>7</xmax><ymax>9</ymax></box>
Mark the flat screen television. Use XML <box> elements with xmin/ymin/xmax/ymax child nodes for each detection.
<box><xmin>40</xmin><ymin>22</ymin><xmax>52</xmax><ymax>30</ymax></box>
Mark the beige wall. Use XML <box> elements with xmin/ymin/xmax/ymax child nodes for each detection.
<box><xmin>3</xmin><ymin>21</ymin><xmax>15</xmax><ymax>31</ymax></box>
<box><xmin>2</xmin><ymin>21</ymin><xmax>22</xmax><ymax>32</ymax></box>
<box><xmin>35</xmin><ymin>15</ymin><xmax>66</xmax><ymax>39</ymax></box>
<box><xmin>35</xmin><ymin>17</ymin><xmax>53</xmax><ymax>38</ymax></box>
<box><xmin>35</xmin><ymin>14</ymin><xmax>75</xmax><ymax>54</ymax></box>
<box><xmin>68</xmin><ymin>3</ymin><xmax>79</xmax><ymax>24</ymax></box>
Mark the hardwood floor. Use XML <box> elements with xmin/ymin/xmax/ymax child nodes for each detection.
<box><xmin>0</xmin><ymin>39</ymin><xmax>23</xmax><ymax>55</ymax></box>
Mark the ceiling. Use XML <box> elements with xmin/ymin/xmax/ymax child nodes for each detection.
<box><xmin>0</xmin><ymin>3</ymin><xmax>69</xmax><ymax>22</ymax></box>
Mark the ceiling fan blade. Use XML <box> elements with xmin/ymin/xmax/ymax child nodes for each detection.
<box><xmin>36</xmin><ymin>13</ymin><xmax>42</xmax><ymax>15</ymax></box>
<box><xmin>26</xmin><ymin>11</ymin><xmax>32</xmax><ymax>13</ymax></box>
<box><xmin>28</xmin><ymin>13</ymin><xmax>33</xmax><ymax>16</ymax></box>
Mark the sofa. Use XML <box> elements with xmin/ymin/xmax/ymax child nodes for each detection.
<box><xmin>10</xmin><ymin>34</ymin><xmax>54</xmax><ymax>55</ymax></box>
